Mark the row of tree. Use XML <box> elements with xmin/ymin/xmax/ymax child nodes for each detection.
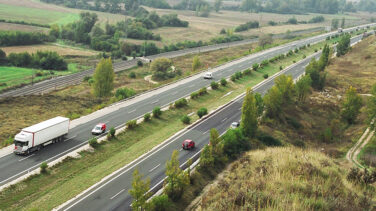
<box><xmin>0</xmin><ymin>31</ymin><xmax>53</xmax><ymax>47</ymax></box>
<box><xmin>0</xmin><ymin>49</ymin><xmax>67</xmax><ymax>70</ymax></box>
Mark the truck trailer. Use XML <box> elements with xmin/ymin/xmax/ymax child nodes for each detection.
<box><xmin>14</xmin><ymin>116</ymin><xmax>70</xmax><ymax>155</ymax></box>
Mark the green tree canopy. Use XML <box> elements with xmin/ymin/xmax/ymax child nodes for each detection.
<box><xmin>129</xmin><ymin>169</ymin><xmax>150</xmax><ymax>210</ymax></box>
<box><xmin>241</xmin><ymin>88</ymin><xmax>258</xmax><ymax>137</ymax></box>
<box><xmin>341</xmin><ymin>86</ymin><xmax>363</xmax><ymax>124</ymax></box>
<box><xmin>93</xmin><ymin>58</ymin><xmax>115</xmax><ymax>97</ymax></box>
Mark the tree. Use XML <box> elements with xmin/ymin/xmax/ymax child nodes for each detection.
<box><xmin>200</xmin><ymin>145</ymin><xmax>214</xmax><ymax>167</ymax></box>
<box><xmin>241</xmin><ymin>88</ymin><xmax>258</xmax><ymax>137</ymax></box>
<box><xmin>264</xmin><ymin>86</ymin><xmax>283</xmax><ymax>118</ymax></box>
<box><xmin>337</xmin><ymin>34</ymin><xmax>351</xmax><ymax>57</ymax></box>
<box><xmin>368</xmin><ymin>83</ymin><xmax>376</xmax><ymax>120</ymax></box>
<box><xmin>306</xmin><ymin>58</ymin><xmax>326</xmax><ymax>90</ymax></box>
<box><xmin>318</xmin><ymin>44</ymin><xmax>330</xmax><ymax>71</ymax></box>
<box><xmin>341</xmin><ymin>17</ymin><xmax>345</xmax><ymax>28</ymax></box>
<box><xmin>341</xmin><ymin>86</ymin><xmax>363</xmax><ymax>124</ymax></box>
<box><xmin>164</xmin><ymin>150</ymin><xmax>189</xmax><ymax>201</ymax></box>
<box><xmin>150</xmin><ymin>57</ymin><xmax>172</xmax><ymax>80</ymax></box>
<box><xmin>258</xmin><ymin>34</ymin><xmax>273</xmax><ymax>49</ymax></box>
<box><xmin>254</xmin><ymin>93</ymin><xmax>264</xmax><ymax>117</ymax></box>
<box><xmin>209</xmin><ymin>128</ymin><xmax>223</xmax><ymax>160</ymax></box>
<box><xmin>93</xmin><ymin>58</ymin><xmax>115</xmax><ymax>97</ymax></box>
<box><xmin>49</xmin><ymin>24</ymin><xmax>60</xmax><ymax>39</ymax></box>
<box><xmin>295</xmin><ymin>75</ymin><xmax>312</xmax><ymax>103</ymax></box>
<box><xmin>274</xmin><ymin>74</ymin><xmax>295</xmax><ymax>104</ymax></box>
<box><xmin>129</xmin><ymin>169</ymin><xmax>151</xmax><ymax>210</ymax></box>
<box><xmin>241</xmin><ymin>0</ymin><xmax>257</xmax><ymax>12</ymax></box>
<box><xmin>214</xmin><ymin>0</ymin><xmax>222</xmax><ymax>12</ymax></box>
<box><xmin>0</xmin><ymin>48</ymin><xmax>6</xmax><ymax>64</ymax></box>
<box><xmin>192</xmin><ymin>55</ymin><xmax>201</xmax><ymax>71</ymax></box>
<box><xmin>332</xmin><ymin>19</ymin><xmax>339</xmax><ymax>30</ymax></box>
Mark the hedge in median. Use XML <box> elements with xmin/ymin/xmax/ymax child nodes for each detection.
<box><xmin>211</xmin><ymin>81</ymin><xmax>219</xmax><ymax>90</ymax></box>
<box><xmin>181</xmin><ymin>115</ymin><xmax>191</xmax><ymax>124</ymax></box>
<box><xmin>126</xmin><ymin>120</ymin><xmax>137</xmax><ymax>129</ymax></box>
<box><xmin>174</xmin><ymin>98</ymin><xmax>188</xmax><ymax>108</ymax></box>
<box><xmin>153</xmin><ymin>107</ymin><xmax>162</xmax><ymax>118</ymax></box>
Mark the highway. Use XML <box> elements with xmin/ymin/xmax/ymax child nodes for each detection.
<box><xmin>0</xmin><ymin>27</ymin><xmax>323</xmax><ymax>98</ymax></box>
<box><xmin>0</xmin><ymin>24</ymin><xmax>373</xmax><ymax>192</ymax></box>
<box><xmin>60</xmin><ymin>33</ymin><xmax>368</xmax><ymax>211</ymax></box>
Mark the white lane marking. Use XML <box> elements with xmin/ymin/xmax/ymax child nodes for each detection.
<box><xmin>188</xmin><ymin>84</ymin><xmax>195</xmax><ymax>88</ymax></box>
<box><xmin>179</xmin><ymin>148</ymin><xmax>183</xmax><ymax>151</ymax></box>
<box><xmin>221</xmin><ymin>118</ymin><xmax>228</xmax><ymax>122</ymax></box>
<box><xmin>128</xmin><ymin>109</ymin><xmax>136</xmax><ymax>114</ymax></box>
<box><xmin>149</xmin><ymin>164</ymin><xmax>161</xmax><ymax>172</ymax></box>
<box><xmin>18</xmin><ymin>154</ymin><xmax>35</xmax><ymax>162</ymax></box>
<box><xmin>203</xmin><ymin>130</ymin><xmax>209</xmax><ymax>134</ymax></box>
<box><xmin>103</xmin><ymin>121</ymin><xmax>109</xmax><ymax>124</ymax></box>
<box><xmin>221</xmin><ymin>91</ymin><xmax>233</xmax><ymax>98</ymax></box>
<box><xmin>171</xmin><ymin>91</ymin><xmax>178</xmax><ymax>96</ymax></box>
<box><xmin>151</xmin><ymin>100</ymin><xmax>159</xmax><ymax>104</ymax></box>
<box><xmin>64</xmin><ymin>135</ymin><xmax>77</xmax><ymax>142</ymax></box>
<box><xmin>188</xmin><ymin>112</ymin><xmax>194</xmax><ymax>116</ymax></box>
<box><xmin>238</xmin><ymin>108</ymin><xmax>242</xmax><ymax>111</ymax></box>
<box><xmin>110</xmin><ymin>189</ymin><xmax>125</xmax><ymax>200</ymax></box>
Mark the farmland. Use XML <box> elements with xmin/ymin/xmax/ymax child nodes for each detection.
<box><xmin>1</xmin><ymin>44</ymin><xmax>98</xmax><ymax>57</ymax></box>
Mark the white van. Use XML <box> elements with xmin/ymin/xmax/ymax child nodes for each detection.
<box><xmin>204</xmin><ymin>72</ymin><xmax>213</xmax><ymax>79</ymax></box>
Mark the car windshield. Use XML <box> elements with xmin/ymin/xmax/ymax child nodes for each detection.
<box><xmin>14</xmin><ymin>140</ymin><xmax>28</xmax><ymax>147</ymax></box>
<box><xmin>95</xmin><ymin>126</ymin><xmax>101</xmax><ymax>130</ymax></box>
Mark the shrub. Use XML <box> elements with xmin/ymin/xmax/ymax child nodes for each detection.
<box><xmin>115</xmin><ymin>88</ymin><xmax>136</xmax><ymax>100</ymax></box>
<box><xmin>153</xmin><ymin>107</ymin><xmax>162</xmax><ymax>118</ymax></box>
<box><xmin>149</xmin><ymin>194</ymin><xmax>173</xmax><ymax>211</ymax></box>
<box><xmin>0</xmin><ymin>82</ymin><xmax>6</xmax><ymax>87</ymax></box>
<box><xmin>88</xmin><ymin>78</ymin><xmax>94</xmax><ymax>86</ymax></box>
<box><xmin>174</xmin><ymin>98</ymin><xmax>188</xmax><ymax>108</ymax></box>
<box><xmin>235</xmin><ymin>71</ymin><xmax>242</xmax><ymax>79</ymax></box>
<box><xmin>314</xmin><ymin>49</ymin><xmax>318</xmax><ymax>52</ymax></box>
<box><xmin>257</xmin><ymin>133</ymin><xmax>282</xmax><ymax>146</ymax></box>
<box><xmin>303</xmin><ymin>55</ymin><xmax>306</xmax><ymax>59</ymax></box>
<box><xmin>294</xmin><ymin>48</ymin><xmax>299</xmax><ymax>53</ymax></box>
<box><xmin>260</xmin><ymin>60</ymin><xmax>269</xmax><ymax>67</ymax></box>
<box><xmin>243</xmin><ymin>68</ymin><xmax>252</xmax><ymax>75</ymax></box>
<box><xmin>129</xmin><ymin>72</ymin><xmax>136</xmax><ymax>78</ymax></box>
<box><xmin>263</xmin><ymin>74</ymin><xmax>269</xmax><ymax>79</ymax></box>
<box><xmin>220</xmin><ymin>78</ymin><xmax>227</xmax><ymax>86</ymax></box>
<box><xmin>144</xmin><ymin>113</ymin><xmax>151</xmax><ymax>122</ymax></box>
<box><xmin>252</xmin><ymin>63</ymin><xmax>259</xmax><ymax>71</ymax></box>
<box><xmin>198</xmin><ymin>87</ymin><xmax>207</xmax><ymax>96</ymax></box>
<box><xmin>126</xmin><ymin>120</ymin><xmax>137</xmax><ymax>129</ymax></box>
<box><xmin>210</xmin><ymin>81</ymin><xmax>219</xmax><ymax>90</ymax></box>
<box><xmin>89</xmin><ymin>137</ymin><xmax>98</xmax><ymax>148</ymax></box>
<box><xmin>83</xmin><ymin>76</ymin><xmax>91</xmax><ymax>82</ymax></box>
<box><xmin>230</xmin><ymin>75</ymin><xmax>237</xmax><ymax>81</ymax></box>
<box><xmin>293</xmin><ymin>60</ymin><xmax>296</xmax><ymax>63</ymax></box>
<box><xmin>181</xmin><ymin>115</ymin><xmax>191</xmax><ymax>124</ymax></box>
<box><xmin>197</xmin><ymin>107</ymin><xmax>208</xmax><ymax>118</ymax></box>
<box><xmin>40</xmin><ymin>162</ymin><xmax>48</xmax><ymax>174</ymax></box>
<box><xmin>279</xmin><ymin>66</ymin><xmax>283</xmax><ymax>70</ymax></box>
<box><xmin>137</xmin><ymin>60</ymin><xmax>143</xmax><ymax>67</ymax></box>
<box><xmin>109</xmin><ymin>127</ymin><xmax>116</xmax><ymax>138</ymax></box>
<box><xmin>190</xmin><ymin>91</ymin><xmax>199</xmax><ymax>99</ymax></box>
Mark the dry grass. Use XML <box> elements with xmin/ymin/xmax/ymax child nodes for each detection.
<box><xmin>1</xmin><ymin>44</ymin><xmax>99</xmax><ymax>57</ymax></box>
<box><xmin>0</xmin><ymin>22</ymin><xmax>48</xmax><ymax>33</ymax></box>
<box><xmin>196</xmin><ymin>147</ymin><xmax>373</xmax><ymax>211</ymax></box>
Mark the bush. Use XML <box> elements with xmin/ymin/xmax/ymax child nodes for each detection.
<box><xmin>40</xmin><ymin>162</ymin><xmax>48</xmax><ymax>174</ymax></box>
<box><xmin>257</xmin><ymin>133</ymin><xmax>282</xmax><ymax>146</ymax></box>
<box><xmin>294</xmin><ymin>48</ymin><xmax>299</xmax><ymax>53</ymax></box>
<box><xmin>220</xmin><ymin>78</ymin><xmax>227</xmax><ymax>86</ymax></box>
<box><xmin>315</xmin><ymin>49</ymin><xmax>318</xmax><ymax>52</ymax></box>
<box><xmin>243</xmin><ymin>68</ymin><xmax>252</xmax><ymax>75</ymax></box>
<box><xmin>279</xmin><ymin>66</ymin><xmax>283</xmax><ymax>70</ymax></box>
<box><xmin>144</xmin><ymin>113</ymin><xmax>151</xmax><ymax>122</ymax></box>
<box><xmin>181</xmin><ymin>115</ymin><xmax>191</xmax><ymax>124</ymax></box>
<box><xmin>260</xmin><ymin>60</ymin><xmax>269</xmax><ymax>67</ymax></box>
<box><xmin>263</xmin><ymin>74</ymin><xmax>269</xmax><ymax>79</ymax></box>
<box><xmin>252</xmin><ymin>63</ymin><xmax>259</xmax><ymax>71</ymax></box>
<box><xmin>235</xmin><ymin>71</ymin><xmax>242</xmax><ymax>79</ymax></box>
<box><xmin>174</xmin><ymin>98</ymin><xmax>188</xmax><ymax>108</ymax></box>
<box><xmin>88</xmin><ymin>78</ymin><xmax>94</xmax><ymax>86</ymax></box>
<box><xmin>153</xmin><ymin>107</ymin><xmax>162</xmax><ymax>118</ymax></box>
<box><xmin>293</xmin><ymin>60</ymin><xmax>296</xmax><ymax>63</ymax></box>
<box><xmin>197</xmin><ymin>107</ymin><xmax>208</xmax><ymax>118</ymax></box>
<box><xmin>89</xmin><ymin>137</ymin><xmax>98</xmax><ymax>148</ymax></box>
<box><xmin>115</xmin><ymin>88</ymin><xmax>136</xmax><ymax>100</ymax></box>
<box><xmin>129</xmin><ymin>72</ymin><xmax>136</xmax><ymax>78</ymax></box>
<box><xmin>109</xmin><ymin>127</ymin><xmax>116</xmax><ymax>138</ymax></box>
<box><xmin>83</xmin><ymin>76</ymin><xmax>91</xmax><ymax>82</ymax></box>
<box><xmin>210</xmin><ymin>81</ymin><xmax>219</xmax><ymax>90</ymax></box>
<box><xmin>303</xmin><ymin>55</ymin><xmax>306</xmax><ymax>59</ymax></box>
<box><xmin>190</xmin><ymin>91</ymin><xmax>199</xmax><ymax>99</ymax></box>
<box><xmin>126</xmin><ymin>120</ymin><xmax>137</xmax><ymax>129</ymax></box>
<box><xmin>149</xmin><ymin>194</ymin><xmax>173</xmax><ymax>211</ymax></box>
<box><xmin>230</xmin><ymin>75</ymin><xmax>236</xmax><ymax>81</ymax></box>
<box><xmin>198</xmin><ymin>87</ymin><xmax>207</xmax><ymax>96</ymax></box>
<box><xmin>137</xmin><ymin>60</ymin><xmax>143</xmax><ymax>67</ymax></box>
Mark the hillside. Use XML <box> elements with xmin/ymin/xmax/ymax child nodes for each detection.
<box><xmin>193</xmin><ymin>147</ymin><xmax>374</xmax><ymax>210</ymax></box>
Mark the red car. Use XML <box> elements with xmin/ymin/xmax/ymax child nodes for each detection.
<box><xmin>91</xmin><ymin>123</ymin><xmax>107</xmax><ymax>135</ymax></box>
<box><xmin>182</xmin><ymin>139</ymin><xmax>195</xmax><ymax>150</ymax></box>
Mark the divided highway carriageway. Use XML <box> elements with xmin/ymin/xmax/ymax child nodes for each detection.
<box><xmin>0</xmin><ymin>23</ymin><xmax>374</xmax><ymax>205</ymax></box>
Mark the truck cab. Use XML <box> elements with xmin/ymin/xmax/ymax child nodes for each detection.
<box><xmin>14</xmin><ymin>131</ymin><xmax>32</xmax><ymax>155</ymax></box>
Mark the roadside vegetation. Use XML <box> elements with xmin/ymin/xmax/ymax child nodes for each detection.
<box><xmin>0</xmin><ymin>28</ymin><xmax>342</xmax><ymax>209</ymax></box>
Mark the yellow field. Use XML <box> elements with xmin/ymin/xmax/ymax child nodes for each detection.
<box><xmin>1</xmin><ymin>44</ymin><xmax>98</xmax><ymax>57</ymax></box>
<box><xmin>0</xmin><ymin>22</ymin><xmax>48</xmax><ymax>33</ymax></box>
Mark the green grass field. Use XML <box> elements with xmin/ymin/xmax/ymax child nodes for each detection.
<box><xmin>0</xmin><ymin>64</ymin><xmax>82</xmax><ymax>91</ymax></box>
<box><xmin>0</xmin><ymin>3</ymin><xmax>79</xmax><ymax>25</ymax></box>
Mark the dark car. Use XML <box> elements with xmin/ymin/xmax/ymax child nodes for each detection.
<box><xmin>182</xmin><ymin>139</ymin><xmax>195</xmax><ymax>150</ymax></box>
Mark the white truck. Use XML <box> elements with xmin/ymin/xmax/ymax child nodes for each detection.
<box><xmin>14</xmin><ymin>116</ymin><xmax>70</xmax><ymax>155</ymax></box>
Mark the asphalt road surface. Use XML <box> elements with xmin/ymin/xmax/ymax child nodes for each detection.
<box><xmin>56</xmin><ymin>34</ymin><xmax>365</xmax><ymax>210</ymax></box>
<box><xmin>0</xmin><ymin>24</ymin><xmax>372</xmax><ymax>193</ymax></box>
<box><xmin>0</xmin><ymin>27</ymin><xmax>324</xmax><ymax>98</ymax></box>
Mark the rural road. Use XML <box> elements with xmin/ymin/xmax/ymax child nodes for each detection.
<box><xmin>0</xmin><ymin>27</ymin><xmax>324</xmax><ymax>98</ymax></box>
<box><xmin>55</xmin><ymin>34</ymin><xmax>367</xmax><ymax>211</ymax></box>
<box><xmin>0</xmin><ymin>24</ymin><xmax>372</xmax><ymax>196</ymax></box>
